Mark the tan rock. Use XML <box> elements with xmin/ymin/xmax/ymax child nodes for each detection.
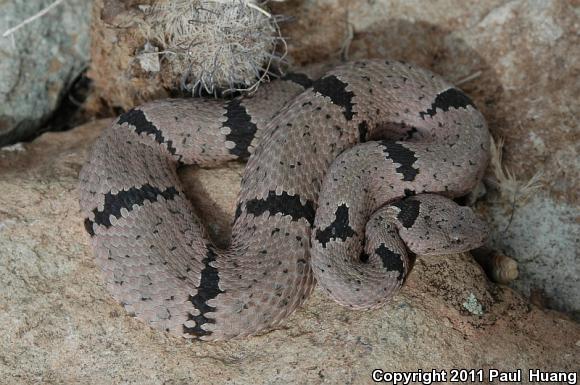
<box><xmin>0</xmin><ymin>120</ymin><xmax>578</xmax><ymax>384</ymax></box>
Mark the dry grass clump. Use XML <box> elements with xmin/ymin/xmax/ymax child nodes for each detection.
<box><xmin>486</xmin><ymin>136</ymin><xmax>543</xmax><ymax>205</ymax></box>
<box><xmin>140</xmin><ymin>0</ymin><xmax>287</xmax><ymax>95</ymax></box>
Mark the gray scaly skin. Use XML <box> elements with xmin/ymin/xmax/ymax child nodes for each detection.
<box><xmin>79</xmin><ymin>60</ymin><xmax>490</xmax><ymax>340</ymax></box>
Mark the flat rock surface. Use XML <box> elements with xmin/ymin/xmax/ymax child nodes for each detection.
<box><xmin>0</xmin><ymin>120</ymin><xmax>578</xmax><ymax>384</ymax></box>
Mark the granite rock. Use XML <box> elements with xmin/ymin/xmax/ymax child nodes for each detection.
<box><xmin>0</xmin><ymin>0</ymin><xmax>91</xmax><ymax>146</ymax></box>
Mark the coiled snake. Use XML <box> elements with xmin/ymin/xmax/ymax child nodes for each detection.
<box><xmin>80</xmin><ymin>60</ymin><xmax>490</xmax><ymax>340</ymax></box>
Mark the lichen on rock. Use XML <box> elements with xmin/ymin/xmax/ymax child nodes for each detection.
<box><xmin>463</xmin><ymin>293</ymin><xmax>484</xmax><ymax>315</ymax></box>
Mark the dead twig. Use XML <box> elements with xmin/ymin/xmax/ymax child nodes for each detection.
<box><xmin>455</xmin><ymin>71</ymin><xmax>482</xmax><ymax>86</ymax></box>
<box><xmin>2</xmin><ymin>0</ymin><xmax>67</xmax><ymax>38</ymax></box>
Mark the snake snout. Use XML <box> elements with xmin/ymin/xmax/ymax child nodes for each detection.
<box><xmin>443</xmin><ymin>206</ymin><xmax>488</xmax><ymax>253</ymax></box>
<box><xmin>395</xmin><ymin>194</ymin><xmax>489</xmax><ymax>256</ymax></box>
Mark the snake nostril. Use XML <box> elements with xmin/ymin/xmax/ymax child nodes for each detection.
<box><xmin>359</xmin><ymin>252</ymin><xmax>370</xmax><ymax>263</ymax></box>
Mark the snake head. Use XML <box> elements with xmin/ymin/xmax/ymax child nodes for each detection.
<box><xmin>394</xmin><ymin>194</ymin><xmax>488</xmax><ymax>256</ymax></box>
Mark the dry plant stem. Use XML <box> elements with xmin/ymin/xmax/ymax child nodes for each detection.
<box><xmin>339</xmin><ymin>11</ymin><xmax>354</xmax><ymax>61</ymax></box>
<box><xmin>486</xmin><ymin>136</ymin><xmax>543</xmax><ymax>233</ymax></box>
<box><xmin>455</xmin><ymin>71</ymin><xmax>482</xmax><ymax>86</ymax></box>
<box><xmin>246</xmin><ymin>2</ymin><xmax>272</xmax><ymax>17</ymax></box>
<box><xmin>487</xmin><ymin>136</ymin><xmax>543</xmax><ymax>205</ymax></box>
<box><xmin>2</xmin><ymin>0</ymin><xmax>67</xmax><ymax>38</ymax></box>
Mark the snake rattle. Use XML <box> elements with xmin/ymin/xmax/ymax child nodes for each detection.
<box><xmin>80</xmin><ymin>60</ymin><xmax>490</xmax><ymax>340</ymax></box>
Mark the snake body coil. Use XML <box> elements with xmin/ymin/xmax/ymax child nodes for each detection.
<box><xmin>80</xmin><ymin>60</ymin><xmax>489</xmax><ymax>340</ymax></box>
